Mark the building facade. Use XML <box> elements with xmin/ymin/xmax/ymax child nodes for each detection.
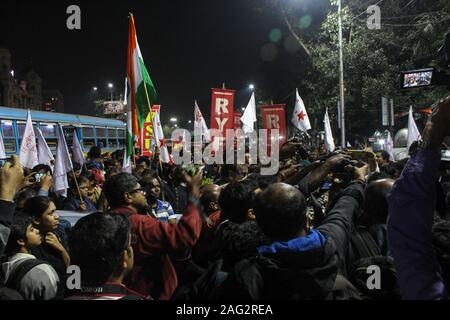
<box><xmin>0</xmin><ymin>47</ymin><xmax>62</xmax><ymax>111</ymax></box>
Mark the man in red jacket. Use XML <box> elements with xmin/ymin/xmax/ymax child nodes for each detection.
<box><xmin>103</xmin><ymin>171</ymin><xmax>203</xmax><ymax>300</ymax></box>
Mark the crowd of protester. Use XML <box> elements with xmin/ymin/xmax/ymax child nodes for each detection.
<box><xmin>0</xmin><ymin>96</ymin><xmax>449</xmax><ymax>300</ymax></box>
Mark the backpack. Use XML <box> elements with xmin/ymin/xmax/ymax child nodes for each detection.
<box><xmin>348</xmin><ymin>227</ymin><xmax>400</xmax><ymax>300</ymax></box>
<box><xmin>0</xmin><ymin>258</ymin><xmax>47</xmax><ymax>300</ymax></box>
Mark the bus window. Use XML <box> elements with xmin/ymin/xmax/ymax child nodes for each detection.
<box><xmin>17</xmin><ymin>121</ymin><xmax>38</xmax><ymax>137</ymax></box>
<box><xmin>118</xmin><ymin>128</ymin><xmax>126</xmax><ymax>148</ymax></box>
<box><xmin>40</xmin><ymin>123</ymin><xmax>56</xmax><ymax>138</ymax></box>
<box><xmin>96</xmin><ymin>127</ymin><xmax>107</xmax><ymax>149</ymax></box>
<box><xmin>1</xmin><ymin>120</ymin><xmax>16</xmax><ymax>154</ymax></box>
<box><xmin>107</xmin><ymin>128</ymin><xmax>118</xmax><ymax>147</ymax></box>
<box><xmin>82</xmin><ymin>127</ymin><xmax>96</xmax><ymax>149</ymax></box>
<box><xmin>39</xmin><ymin>123</ymin><xmax>57</xmax><ymax>153</ymax></box>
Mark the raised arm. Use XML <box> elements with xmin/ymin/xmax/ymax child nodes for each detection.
<box><xmin>388</xmin><ymin>95</ymin><xmax>450</xmax><ymax>300</ymax></box>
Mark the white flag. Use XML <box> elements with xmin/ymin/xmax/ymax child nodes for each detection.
<box><xmin>194</xmin><ymin>101</ymin><xmax>211</xmax><ymax>143</ymax></box>
<box><xmin>19</xmin><ymin>110</ymin><xmax>38</xmax><ymax>169</ymax></box>
<box><xmin>0</xmin><ymin>132</ymin><xmax>6</xmax><ymax>159</ymax></box>
<box><xmin>72</xmin><ymin>131</ymin><xmax>85</xmax><ymax>166</ymax></box>
<box><xmin>240</xmin><ymin>92</ymin><xmax>257</xmax><ymax>133</ymax></box>
<box><xmin>122</xmin><ymin>77</ymin><xmax>132</xmax><ymax>174</ymax></box>
<box><xmin>324</xmin><ymin>108</ymin><xmax>335</xmax><ymax>153</ymax></box>
<box><xmin>153</xmin><ymin>112</ymin><xmax>172</xmax><ymax>164</ymax></box>
<box><xmin>407</xmin><ymin>106</ymin><xmax>422</xmax><ymax>150</ymax></box>
<box><xmin>53</xmin><ymin>125</ymin><xmax>73</xmax><ymax>197</ymax></box>
<box><xmin>36</xmin><ymin>127</ymin><xmax>54</xmax><ymax>166</ymax></box>
<box><xmin>384</xmin><ymin>131</ymin><xmax>395</xmax><ymax>161</ymax></box>
<box><xmin>291</xmin><ymin>89</ymin><xmax>311</xmax><ymax>132</ymax></box>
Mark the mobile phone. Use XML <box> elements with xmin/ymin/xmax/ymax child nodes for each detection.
<box><xmin>35</xmin><ymin>173</ymin><xmax>46</xmax><ymax>182</ymax></box>
<box><xmin>320</xmin><ymin>181</ymin><xmax>333</xmax><ymax>190</ymax></box>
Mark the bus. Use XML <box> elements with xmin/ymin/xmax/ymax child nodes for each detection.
<box><xmin>0</xmin><ymin>106</ymin><xmax>126</xmax><ymax>156</ymax></box>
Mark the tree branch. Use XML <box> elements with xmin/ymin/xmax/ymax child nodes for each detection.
<box><xmin>282</xmin><ymin>11</ymin><xmax>311</xmax><ymax>58</ymax></box>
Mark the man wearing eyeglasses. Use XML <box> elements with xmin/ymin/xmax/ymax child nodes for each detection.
<box><xmin>103</xmin><ymin>171</ymin><xmax>203</xmax><ymax>300</ymax></box>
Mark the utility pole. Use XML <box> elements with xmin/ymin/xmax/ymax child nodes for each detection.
<box><xmin>338</xmin><ymin>0</ymin><xmax>346</xmax><ymax>148</ymax></box>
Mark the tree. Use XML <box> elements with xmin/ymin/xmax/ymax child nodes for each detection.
<box><xmin>254</xmin><ymin>0</ymin><xmax>450</xmax><ymax>140</ymax></box>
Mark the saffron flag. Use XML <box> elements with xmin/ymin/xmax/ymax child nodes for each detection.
<box><xmin>127</xmin><ymin>14</ymin><xmax>157</xmax><ymax>136</ymax></box>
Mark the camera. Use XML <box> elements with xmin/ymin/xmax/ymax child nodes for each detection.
<box><xmin>400</xmin><ymin>33</ymin><xmax>450</xmax><ymax>89</ymax></box>
<box><xmin>35</xmin><ymin>172</ymin><xmax>46</xmax><ymax>182</ymax></box>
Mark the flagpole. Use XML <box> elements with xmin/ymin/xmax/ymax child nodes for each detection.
<box><xmin>71</xmin><ymin>170</ymin><xmax>84</xmax><ymax>205</ymax></box>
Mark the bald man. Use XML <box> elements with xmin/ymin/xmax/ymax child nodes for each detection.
<box><xmin>215</xmin><ymin>166</ymin><xmax>367</xmax><ymax>299</ymax></box>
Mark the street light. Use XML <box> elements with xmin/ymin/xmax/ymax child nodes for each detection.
<box><xmin>93</xmin><ymin>86</ymin><xmax>98</xmax><ymax>91</ymax></box>
<box><xmin>107</xmin><ymin>83</ymin><xmax>114</xmax><ymax>101</ymax></box>
<box><xmin>188</xmin><ymin>120</ymin><xmax>192</xmax><ymax>124</ymax></box>
<box><xmin>249</xmin><ymin>84</ymin><xmax>255</xmax><ymax>90</ymax></box>
<box><xmin>170</xmin><ymin>117</ymin><xmax>178</xmax><ymax>123</ymax></box>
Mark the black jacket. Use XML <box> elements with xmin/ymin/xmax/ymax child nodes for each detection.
<box><xmin>214</xmin><ymin>236</ymin><xmax>360</xmax><ymax>300</ymax></box>
<box><xmin>0</xmin><ymin>200</ymin><xmax>15</xmax><ymax>258</ymax></box>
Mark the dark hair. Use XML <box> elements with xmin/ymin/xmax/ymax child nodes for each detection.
<box><xmin>218</xmin><ymin>180</ymin><xmax>258</xmax><ymax>224</ymax></box>
<box><xmin>72</xmin><ymin>162</ymin><xmax>82</xmax><ymax>172</ymax></box>
<box><xmin>15</xmin><ymin>188</ymin><xmax>38</xmax><ymax>208</ymax></box>
<box><xmin>219</xmin><ymin>221</ymin><xmax>268</xmax><ymax>270</ymax></box>
<box><xmin>380</xmin><ymin>163</ymin><xmax>397</xmax><ymax>178</ymax></box>
<box><xmin>254</xmin><ymin>183</ymin><xmax>307</xmax><ymax>239</ymax></box>
<box><xmin>88</xmin><ymin>146</ymin><xmax>102</xmax><ymax>159</ymax></box>
<box><xmin>364</xmin><ymin>179</ymin><xmax>394</xmax><ymax>224</ymax></box>
<box><xmin>70</xmin><ymin>176</ymin><xmax>90</xmax><ymax>190</ymax></box>
<box><xmin>256</xmin><ymin>174</ymin><xmax>279</xmax><ymax>190</ymax></box>
<box><xmin>367</xmin><ymin>172</ymin><xmax>390</xmax><ymax>184</ymax></box>
<box><xmin>4</xmin><ymin>215</ymin><xmax>34</xmax><ymax>257</ymax></box>
<box><xmin>23</xmin><ymin>196</ymin><xmax>53</xmax><ymax>219</ymax></box>
<box><xmin>140</xmin><ymin>174</ymin><xmax>157</xmax><ymax>188</ymax></box>
<box><xmin>103</xmin><ymin>173</ymin><xmax>139</xmax><ymax>208</ymax></box>
<box><xmin>80</xmin><ymin>171</ymin><xmax>95</xmax><ymax>183</ymax></box>
<box><xmin>136</xmin><ymin>157</ymin><xmax>150</xmax><ymax>167</ymax></box>
<box><xmin>31</xmin><ymin>164</ymin><xmax>52</xmax><ymax>175</ymax></box>
<box><xmin>105</xmin><ymin>166</ymin><xmax>122</xmax><ymax>181</ymax></box>
<box><xmin>69</xmin><ymin>212</ymin><xmax>131</xmax><ymax>283</ymax></box>
<box><xmin>220</xmin><ymin>164</ymin><xmax>243</xmax><ymax>179</ymax></box>
<box><xmin>379</xmin><ymin>151</ymin><xmax>390</xmax><ymax>162</ymax></box>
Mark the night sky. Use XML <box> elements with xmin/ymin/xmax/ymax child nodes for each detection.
<box><xmin>0</xmin><ymin>0</ymin><xmax>328</xmax><ymax>126</ymax></box>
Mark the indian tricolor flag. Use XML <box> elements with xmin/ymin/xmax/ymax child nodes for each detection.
<box><xmin>124</xmin><ymin>14</ymin><xmax>157</xmax><ymax>171</ymax></box>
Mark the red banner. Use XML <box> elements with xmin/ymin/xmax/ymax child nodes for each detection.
<box><xmin>233</xmin><ymin>112</ymin><xmax>242</xmax><ymax>130</ymax></box>
<box><xmin>210</xmin><ymin>88</ymin><xmax>235</xmax><ymax>138</ymax></box>
<box><xmin>138</xmin><ymin>105</ymin><xmax>160</xmax><ymax>156</ymax></box>
<box><xmin>261</xmin><ymin>104</ymin><xmax>286</xmax><ymax>154</ymax></box>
